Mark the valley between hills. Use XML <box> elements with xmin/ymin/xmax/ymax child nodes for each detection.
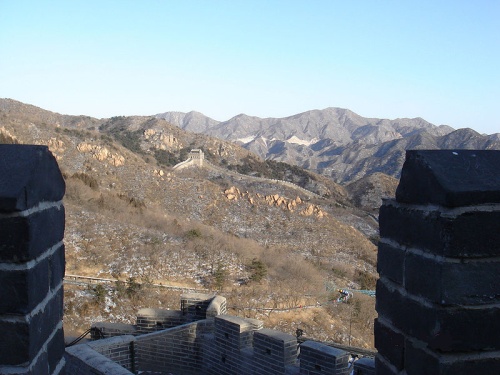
<box><xmin>2</xmin><ymin>98</ymin><xmax>498</xmax><ymax>348</ymax></box>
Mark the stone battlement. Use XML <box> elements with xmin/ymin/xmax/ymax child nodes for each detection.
<box><xmin>67</xmin><ymin>314</ymin><xmax>367</xmax><ymax>375</ymax></box>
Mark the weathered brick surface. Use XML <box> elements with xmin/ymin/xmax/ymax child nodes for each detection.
<box><xmin>404</xmin><ymin>338</ymin><xmax>500</xmax><ymax>375</ymax></box>
<box><xmin>207</xmin><ymin>315</ymin><xmax>259</xmax><ymax>375</ymax></box>
<box><xmin>376</xmin><ymin>278</ymin><xmax>500</xmax><ymax>352</ymax></box>
<box><xmin>31</xmin><ymin>287</ymin><xmax>64</xmax><ymax>355</ymax></box>
<box><xmin>47</xmin><ymin>327</ymin><xmax>66</xmax><ymax>374</ymax></box>
<box><xmin>0</xmin><ymin>145</ymin><xmax>65</xmax><ymax>212</ymax></box>
<box><xmin>65</xmin><ymin>344</ymin><xmax>134</xmax><ymax>375</ymax></box>
<box><xmin>0</xmin><ymin>275</ymin><xmax>63</xmax><ymax>367</ymax></box>
<box><xmin>136</xmin><ymin>308</ymin><xmax>185</xmax><ymax>333</ymax></box>
<box><xmin>0</xmin><ymin>319</ymin><xmax>30</xmax><ymax>365</ymax></box>
<box><xmin>0</xmin><ymin>244</ymin><xmax>64</xmax><ymax>315</ymax></box>
<box><xmin>373</xmin><ymin>319</ymin><xmax>404</xmax><ymax>371</ymax></box>
<box><xmin>135</xmin><ymin>321</ymin><xmax>207</xmax><ymax>374</ymax></box>
<box><xmin>299</xmin><ymin>340</ymin><xmax>349</xmax><ymax>375</ymax></box>
<box><xmin>379</xmin><ymin>202</ymin><xmax>500</xmax><ymax>258</ymax></box>
<box><xmin>0</xmin><ymin>259</ymin><xmax>49</xmax><ymax>315</ymax></box>
<box><xmin>374</xmin><ymin>356</ymin><xmax>398</xmax><ymax>375</ymax></box>
<box><xmin>0</xmin><ymin>205</ymin><xmax>65</xmax><ymax>263</ymax></box>
<box><xmin>396</xmin><ymin>150</ymin><xmax>500</xmax><ymax>207</ymax></box>
<box><xmin>404</xmin><ymin>250</ymin><xmax>500</xmax><ymax>305</ymax></box>
<box><xmin>253</xmin><ymin>328</ymin><xmax>297</xmax><ymax>375</ymax></box>
<box><xmin>89</xmin><ymin>339</ymin><xmax>134</xmax><ymax>371</ymax></box>
<box><xmin>0</xmin><ymin>145</ymin><xmax>66</xmax><ymax>374</ymax></box>
<box><xmin>49</xmin><ymin>244</ymin><xmax>65</xmax><ymax>291</ymax></box>
<box><xmin>91</xmin><ymin>322</ymin><xmax>137</xmax><ymax>339</ymax></box>
<box><xmin>181</xmin><ymin>293</ymin><xmax>214</xmax><ymax>321</ymax></box>
<box><xmin>376</xmin><ymin>243</ymin><xmax>404</xmax><ymax>286</ymax></box>
<box><xmin>214</xmin><ymin>315</ymin><xmax>256</xmax><ymax>351</ymax></box>
<box><xmin>377</xmin><ymin>150</ymin><xmax>500</xmax><ymax>375</ymax></box>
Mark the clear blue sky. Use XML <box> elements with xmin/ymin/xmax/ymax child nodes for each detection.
<box><xmin>1</xmin><ymin>1</ymin><xmax>499</xmax><ymax>134</ymax></box>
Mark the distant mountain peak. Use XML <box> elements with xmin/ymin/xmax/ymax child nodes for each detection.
<box><xmin>153</xmin><ymin>105</ymin><xmax>500</xmax><ymax>184</ymax></box>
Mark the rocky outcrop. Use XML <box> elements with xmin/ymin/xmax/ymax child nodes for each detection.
<box><xmin>143</xmin><ymin>128</ymin><xmax>179</xmax><ymax>150</ymax></box>
<box><xmin>224</xmin><ymin>186</ymin><xmax>326</xmax><ymax>218</ymax></box>
<box><xmin>77</xmin><ymin>142</ymin><xmax>125</xmax><ymax>166</ymax></box>
<box><xmin>46</xmin><ymin>137</ymin><xmax>65</xmax><ymax>160</ymax></box>
<box><xmin>153</xmin><ymin>169</ymin><xmax>165</xmax><ymax>177</ymax></box>
<box><xmin>0</xmin><ymin>126</ymin><xmax>18</xmax><ymax>144</ymax></box>
<box><xmin>300</xmin><ymin>204</ymin><xmax>325</xmax><ymax>218</ymax></box>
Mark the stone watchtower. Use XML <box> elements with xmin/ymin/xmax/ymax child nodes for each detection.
<box><xmin>189</xmin><ymin>149</ymin><xmax>204</xmax><ymax>167</ymax></box>
<box><xmin>376</xmin><ymin>150</ymin><xmax>500</xmax><ymax>374</ymax></box>
<box><xmin>0</xmin><ymin>145</ymin><xmax>66</xmax><ymax>375</ymax></box>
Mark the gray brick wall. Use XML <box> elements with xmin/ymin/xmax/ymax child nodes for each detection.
<box><xmin>136</xmin><ymin>308</ymin><xmax>185</xmax><ymax>333</ymax></box>
<box><xmin>65</xmin><ymin>344</ymin><xmax>134</xmax><ymax>375</ymax></box>
<box><xmin>0</xmin><ymin>145</ymin><xmax>66</xmax><ymax>375</ymax></box>
<box><xmin>91</xmin><ymin>322</ymin><xmax>137</xmax><ymax>339</ymax></box>
<box><xmin>376</xmin><ymin>150</ymin><xmax>500</xmax><ymax>375</ymax></box>
<box><xmin>181</xmin><ymin>293</ymin><xmax>216</xmax><ymax>321</ymax></box>
<box><xmin>88</xmin><ymin>336</ymin><xmax>135</xmax><ymax>371</ymax></box>
<box><xmin>299</xmin><ymin>341</ymin><xmax>349</xmax><ymax>375</ymax></box>
<box><xmin>252</xmin><ymin>328</ymin><xmax>298</xmax><ymax>375</ymax></box>
<box><xmin>205</xmin><ymin>315</ymin><xmax>261</xmax><ymax>375</ymax></box>
<box><xmin>135</xmin><ymin>320</ymin><xmax>213</xmax><ymax>374</ymax></box>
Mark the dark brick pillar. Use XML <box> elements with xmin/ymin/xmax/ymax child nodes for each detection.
<box><xmin>376</xmin><ymin>150</ymin><xmax>500</xmax><ymax>375</ymax></box>
<box><xmin>0</xmin><ymin>145</ymin><xmax>66</xmax><ymax>375</ymax></box>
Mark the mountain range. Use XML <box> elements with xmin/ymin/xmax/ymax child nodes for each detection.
<box><xmin>156</xmin><ymin>108</ymin><xmax>500</xmax><ymax>184</ymax></box>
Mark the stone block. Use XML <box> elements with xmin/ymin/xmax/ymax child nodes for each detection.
<box><xmin>404</xmin><ymin>251</ymin><xmax>500</xmax><ymax>305</ymax></box>
<box><xmin>374</xmin><ymin>319</ymin><xmax>404</xmax><ymax>371</ymax></box>
<box><xmin>0</xmin><ymin>259</ymin><xmax>49</xmax><ymax>315</ymax></box>
<box><xmin>47</xmin><ymin>326</ymin><xmax>65</xmax><ymax>374</ymax></box>
<box><xmin>0</xmin><ymin>205</ymin><xmax>65</xmax><ymax>263</ymax></box>
<box><xmin>136</xmin><ymin>308</ymin><xmax>184</xmax><ymax>332</ymax></box>
<box><xmin>404</xmin><ymin>337</ymin><xmax>500</xmax><ymax>375</ymax></box>
<box><xmin>253</xmin><ymin>328</ymin><xmax>297</xmax><ymax>374</ymax></box>
<box><xmin>376</xmin><ymin>278</ymin><xmax>500</xmax><ymax>352</ymax></box>
<box><xmin>214</xmin><ymin>315</ymin><xmax>255</xmax><ymax>351</ymax></box>
<box><xmin>31</xmin><ymin>288</ymin><xmax>64</xmax><ymax>359</ymax></box>
<box><xmin>91</xmin><ymin>322</ymin><xmax>137</xmax><ymax>339</ymax></box>
<box><xmin>376</xmin><ymin>242</ymin><xmax>404</xmax><ymax>286</ymax></box>
<box><xmin>49</xmin><ymin>244</ymin><xmax>65</xmax><ymax>291</ymax></box>
<box><xmin>374</xmin><ymin>356</ymin><xmax>398</xmax><ymax>375</ymax></box>
<box><xmin>379</xmin><ymin>202</ymin><xmax>500</xmax><ymax>258</ymax></box>
<box><xmin>0</xmin><ymin>145</ymin><xmax>65</xmax><ymax>212</ymax></box>
<box><xmin>299</xmin><ymin>341</ymin><xmax>349</xmax><ymax>375</ymax></box>
<box><xmin>396</xmin><ymin>150</ymin><xmax>500</xmax><ymax>207</ymax></box>
<box><xmin>0</xmin><ymin>319</ymin><xmax>30</xmax><ymax>365</ymax></box>
<box><xmin>181</xmin><ymin>293</ymin><xmax>214</xmax><ymax>320</ymax></box>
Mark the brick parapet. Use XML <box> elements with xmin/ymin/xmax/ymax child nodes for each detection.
<box><xmin>67</xmin><ymin>315</ymin><xmax>372</xmax><ymax>374</ymax></box>
<box><xmin>65</xmin><ymin>344</ymin><xmax>134</xmax><ymax>375</ymax></box>
<box><xmin>91</xmin><ymin>322</ymin><xmax>137</xmax><ymax>339</ymax></box>
<box><xmin>136</xmin><ymin>321</ymin><xmax>211</xmax><ymax>374</ymax></box>
<box><xmin>376</xmin><ymin>150</ymin><xmax>500</xmax><ymax>374</ymax></box>
<box><xmin>136</xmin><ymin>308</ymin><xmax>185</xmax><ymax>333</ymax></box>
<box><xmin>252</xmin><ymin>328</ymin><xmax>298</xmax><ymax>375</ymax></box>
<box><xmin>88</xmin><ymin>335</ymin><xmax>136</xmax><ymax>371</ymax></box>
<box><xmin>0</xmin><ymin>145</ymin><xmax>66</xmax><ymax>375</ymax></box>
<box><xmin>205</xmin><ymin>315</ymin><xmax>261</xmax><ymax>374</ymax></box>
<box><xmin>181</xmin><ymin>292</ymin><xmax>216</xmax><ymax>321</ymax></box>
<box><xmin>299</xmin><ymin>340</ymin><xmax>349</xmax><ymax>375</ymax></box>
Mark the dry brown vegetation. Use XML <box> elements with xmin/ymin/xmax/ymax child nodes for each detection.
<box><xmin>1</xmin><ymin>100</ymin><xmax>379</xmax><ymax>348</ymax></box>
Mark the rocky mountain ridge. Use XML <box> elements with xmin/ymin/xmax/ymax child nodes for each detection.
<box><xmin>156</xmin><ymin>108</ymin><xmax>500</xmax><ymax>183</ymax></box>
